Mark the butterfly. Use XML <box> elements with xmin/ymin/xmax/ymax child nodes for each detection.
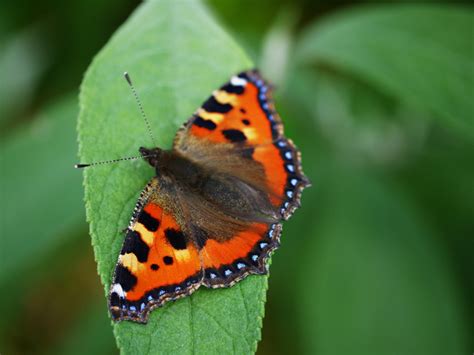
<box><xmin>86</xmin><ymin>70</ymin><xmax>309</xmax><ymax>323</ymax></box>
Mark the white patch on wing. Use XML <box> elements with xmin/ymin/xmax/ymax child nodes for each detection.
<box><xmin>111</xmin><ymin>283</ymin><xmax>126</xmax><ymax>298</ymax></box>
<box><xmin>231</xmin><ymin>76</ymin><xmax>247</xmax><ymax>86</ymax></box>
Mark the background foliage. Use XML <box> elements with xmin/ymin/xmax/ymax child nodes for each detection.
<box><xmin>1</xmin><ymin>0</ymin><xmax>473</xmax><ymax>354</ymax></box>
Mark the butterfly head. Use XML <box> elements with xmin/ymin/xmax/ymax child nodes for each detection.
<box><xmin>139</xmin><ymin>146</ymin><xmax>164</xmax><ymax>168</ymax></box>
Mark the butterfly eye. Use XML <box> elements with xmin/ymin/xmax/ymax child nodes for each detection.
<box><xmin>139</xmin><ymin>147</ymin><xmax>162</xmax><ymax>156</ymax></box>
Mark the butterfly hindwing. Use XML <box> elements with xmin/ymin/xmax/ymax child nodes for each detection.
<box><xmin>109</xmin><ymin>179</ymin><xmax>203</xmax><ymax>323</ymax></box>
<box><xmin>201</xmin><ymin>222</ymin><xmax>282</xmax><ymax>288</ymax></box>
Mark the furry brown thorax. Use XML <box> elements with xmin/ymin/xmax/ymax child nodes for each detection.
<box><xmin>140</xmin><ymin>146</ymin><xmax>208</xmax><ymax>189</ymax></box>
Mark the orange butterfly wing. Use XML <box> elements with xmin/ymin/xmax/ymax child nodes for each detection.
<box><xmin>174</xmin><ymin>70</ymin><xmax>310</xmax><ymax>287</ymax></box>
<box><xmin>109</xmin><ymin>180</ymin><xmax>203</xmax><ymax>323</ymax></box>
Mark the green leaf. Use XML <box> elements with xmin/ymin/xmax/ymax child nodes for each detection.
<box><xmin>295</xmin><ymin>163</ymin><xmax>470</xmax><ymax>355</ymax></box>
<box><xmin>77</xmin><ymin>0</ymin><xmax>268</xmax><ymax>353</ymax></box>
<box><xmin>296</xmin><ymin>4</ymin><xmax>474</xmax><ymax>137</ymax></box>
<box><xmin>0</xmin><ymin>94</ymin><xmax>84</xmax><ymax>284</ymax></box>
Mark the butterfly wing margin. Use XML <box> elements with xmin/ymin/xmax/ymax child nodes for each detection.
<box><xmin>200</xmin><ymin>222</ymin><xmax>282</xmax><ymax>288</ymax></box>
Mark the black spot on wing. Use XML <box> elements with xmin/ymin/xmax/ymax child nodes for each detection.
<box><xmin>121</xmin><ymin>230</ymin><xmax>150</xmax><ymax>263</ymax></box>
<box><xmin>220</xmin><ymin>83</ymin><xmax>244</xmax><ymax>94</ymax></box>
<box><xmin>137</xmin><ymin>210</ymin><xmax>160</xmax><ymax>232</ymax></box>
<box><xmin>163</xmin><ymin>256</ymin><xmax>173</xmax><ymax>265</ymax></box>
<box><xmin>193</xmin><ymin>115</ymin><xmax>217</xmax><ymax>130</ymax></box>
<box><xmin>202</xmin><ymin>96</ymin><xmax>232</xmax><ymax>113</ymax></box>
<box><xmin>150</xmin><ymin>263</ymin><xmax>159</xmax><ymax>271</ymax></box>
<box><xmin>114</xmin><ymin>265</ymin><xmax>137</xmax><ymax>292</ymax></box>
<box><xmin>222</xmin><ymin>129</ymin><xmax>246</xmax><ymax>143</ymax></box>
<box><xmin>110</xmin><ymin>292</ymin><xmax>120</xmax><ymax>306</ymax></box>
<box><xmin>165</xmin><ymin>228</ymin><xmax>187</xmax><ymax>250</ymax></box>
<box><xmin>242</xmin><ymin>119</ymin><xmax>250</xmax><ymax>125</ymax></box>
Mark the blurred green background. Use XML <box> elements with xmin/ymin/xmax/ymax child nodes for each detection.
<box><xmin>1</xmin><ymin>0</ymin><xmax>473</xmax><ymax>354</ymax></box>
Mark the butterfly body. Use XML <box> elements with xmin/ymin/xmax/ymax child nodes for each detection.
<box><xmin>109</xmin><ymin>70</ymin><xmax>309</xmax><ymax>323</ymax></box>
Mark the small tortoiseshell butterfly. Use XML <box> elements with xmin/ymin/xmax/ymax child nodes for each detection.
<box><xmin>78</xmin><ymin>70</ymin><xmax>309</xmax><ymax>323</ymax></box>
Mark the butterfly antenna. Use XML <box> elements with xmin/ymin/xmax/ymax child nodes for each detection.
<box><xmin>74</xmin><ymin>155</ymin><xmax>152</xmax><ymax>169</ymax></box>
<box><xmin>124</xmin><ymin>72</ymin><xmax>157</xmax><ymax>146</ymax></box>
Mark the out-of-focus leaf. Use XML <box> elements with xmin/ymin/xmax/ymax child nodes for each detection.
<box><xmin>309</xmin><ymin>69</ymin><xmax>428</xmax><ymax>165</ymax></box>
<box><xmin>259</xmin><ymin>7</ymin><xmax>298</xmax><ymax>85</ymax></box>
<box><xmin>52</xmin><ymin>302</ymin><xmax>116</xmax><ymax>355</ymax></box>
<box><xmin>297</xmin><ymin>163</ymin><xmax>470</xmax><ymax>355</ymax></box>
<box><xmin>207</xmin><ymin>0</ymin><xmax>284</xmax><ymax>59</ymax></box>
<box><xmin>0</xmin><ymin>26</ymin><xmax>50</xmax><ymax>126</ymax></box>
<box><xmin>0</xmin><ymin>237</ymin><xmax>100</xmax><ymax>353</ymax></box>
<box><xmin>78</xmin><ymin>0</ymin><xmax>270</xmax><ymax>353</ymax></box>
<box><xmin>397</xmin><ymin>127</ymin><xmax>474</xmax><ymax>298</ymax></box>
<box><xmin>0</xmin><ymin>94</ymin><xmax>84</xmax><ymax>284</ymax></box>
<box><xmin>296</xmin><ymin>4</ymin><xmax>474</xmax><ymax>137</ymax></box>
